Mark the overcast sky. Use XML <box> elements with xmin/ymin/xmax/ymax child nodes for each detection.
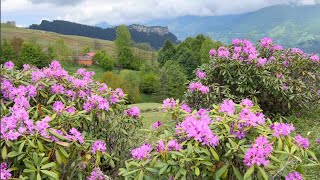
<box><xmin>1</xmin><ymin>0</ymin><xmax>319</xmax><ymax>27</ymax></box>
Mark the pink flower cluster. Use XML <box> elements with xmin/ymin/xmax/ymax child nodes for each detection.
<box><xmin>83</xmin><ymin>95</ymin><xmax>109</xmax><ymax>112</ymax></box>
<box><xmin>189</xmin><ymin>82</ymin><xmax>209</xmax><ymax>94</ymax></box>
<box><xmin>91</xmin><ymin>140</ymin><xmax>107</xmax><ymax>154</ymax></box>
<box><xmin>152</xmin><ymin>121</ymin><xmax>162</xmax><ymax>129</ymax></box>
<box><xmin>4</xmin><ymin>61</ymin><xmax>14</xmax><ymax>70</ymax></box>
<box><xmin>0</xmin><ymin>163</ymin><xmax>12</xmax><ymax>180</ymax></box>
<box><xmin>294</xmin><ymin>135</ymin><xmax>309</xmax><ymax>149</ymax></box>
<box><xmin>209</xmin><ymin>49</ymin><xmax>217</xmax><ymax>56</ymax></box>
<box><xmin>176</xmin><ymin>113</ymin><xmax>219</xmax><ymax>147</ymax></box>
<box><xmin>244</xmin><ymin>136</ymin><xmax>273</xmax><ymax>167</ymax></box>
<box><xmin>231</xmin><ymin>39</ymin><xmax>258</xmax><ymax>62</ymax></box>
<box><xmin>196</xmin><ymin>70</ymin><xmax>206</xmax><ymax>79</ymax></box>
<box><xmin>157</xmin><ymin>139</ymin><xmax>182</xmax><ymax>152</ymax></box>
<box><xmin>219</xmin><ymin>99</ymin><xmax>235</xmax><ymax>115</ymax></box>
<box><xmin>163</xmin><ymin>98</ymin><xmax>176</xmax><ymax>111</ymax></box>
<box><xmin>285</xmin><ymin>171</ymin><xmax>303</xmax><ymax>180</ymax></box>
<box><xmin>239</xmin><ymin>108</ymin><xmax>266</xmax><ymax>127</ymax></box>
<box><xmin>87</xmin><ymin>168</ymin><xmax>105</xmax><ymax>180</ymax></box>
<box><xmin>180</xmin><ymin>103</ymin><xmax>191</xmax><ymax>113</ymax></box>
<box><xmin>271</xmin><ymin>123</ymin><xmax>295</xmax><ymax>137</ymax></box>
<box><xmin>131</xmin><ymin>144</ymin><xmax>152</xmax><ymax>160</ymax></box>
<box><xmin>68</xmin><ymin>128</ymin><xmax>84</xmax><ymax>144</ymax></box>
<box><xmin>240</xmin><ymin>98</ymin><xmax>254</xmax><ymax>108</ymax></box>
<box><xmin>125</xmin><ymin>106</ymin><xmax>140</xmax><ymax>118</ymax></box>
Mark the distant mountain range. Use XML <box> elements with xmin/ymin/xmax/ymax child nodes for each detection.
<box><xmin>29</xmin><ymin>20</ymin><xmax>179</xmax><ymax>49</ymax></box>
<box><xmin>143</xmin><ymin>4</ymin><xmax>320</xmax><ymax>53</ymax></box>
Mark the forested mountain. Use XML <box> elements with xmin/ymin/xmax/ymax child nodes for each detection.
<box><xmin>147</xmin><ymin>4</ymin><xmax>320</xmax><ymax>53</ymax></box>
<box><xmin>29</xmin><ymin>20</ymin><xmax>179</xmax><ymax>49</ymax></box>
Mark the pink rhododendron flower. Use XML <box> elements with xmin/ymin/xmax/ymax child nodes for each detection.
<box><xmin>36</xmin><ymin>116</ymin><xmax>51</xmax><ymax>138</ymax></box>
<box><xmin>87</xmin><ymin>168</ymin><xmax>105</xmax><ymax>180</ymax></box>
<box><xmin>152</xmin><ymin>121</ymin><xmax>162</xmax><ymax>129</ymax></box>
<box><xmin>69</xmin><ymin>128</ymin><xmax>84</xmax><ymax>144</ymax></box>
<box><xmin>295</xmin><ymin>135</ymin><xmax>309</xmax><ymax>149</ymax></box>
<box><xmin>244</xmin><ymin>136</ymin><xmax>273</xmax><ymax>167</ymax></box>
<box><xmin>196</xmin><ymin>70</ymin><xmax>206</xmax><ymax>79</ymax></box>
<box><xmin>131</xmin><ymin>144</ymin><xmax>152</xmax><ymax>160</ymax></box>
<box><xmin>285</xmin><ymin>171</ymin><xmax>303</xmax><ymax>180</ymax></box>
<box><xmin>163</xmin><ymin>98</ymin><xmax>176</xmax><ymax>111</ymax></box>
<box><xmin>189</xmin><ymin>82</ymin><xmax>209</xmax><ymax>94</ymax></box>
<box><xmin>180</xmin><ymin>103</ymin><xmax>191</xmax><ymax>113</ymax></box>
<box><xmin>157</xmin><ymin>140</ymin><xmax>165</xmax><ymax>152</ymax></box>
<box><xmin>4</xmin><ymin>61</ymin><xmax>14</xmax><ymax>70</ymax></box>
<box><xmin>91</xmin><ymin>140</ymin><xmax>107</xmax><ymax>154</ymax></box>
<box><xmin>209</xmin><ymin>49</ymin><xmax>217</xmax><ymax>56</ymax></box>
<box><xmin>283</xmin><ymin>84</ymin><xmax>289</xmax><ymax>90</ymax></box>
<box><xmin>271</xmin><ymin>45</ymin><xmax>283</xmax><ymax>51</ymax></box>
<box><xmin>167</xmin><ymin>139</ymin><xmax>182</xmax><ymax>151</ymax></box>
<box><xmin>271</xmin><ymin>123</ymin><xmax>295</xmax><ymax>137</ymax></box>
<box><xmin>125</xmin><ymin>106</ymin><xmax>140</xmax><ymax>118</ymax></box>
<box><xmin>51</xmin><ymin>84</ymin><xmax>64</xmax><ymax>94</ymax></box>
<box><xmin>310</xmin><ymin>55</ymin><xmax>319</xmax><ymax>63</ymax></box>
<box><xmin>218</xmin><ymin>46</ymin><xmax>230</xmax><ymax>58</ymax></box>
<box><xmin>291</xmin><ymin>48</ymin><xmax>304</xmax><ymax>55</ymax></box>
<box><xmin>23</xmin><ymin>64</ymin><xmax>30</xmax><ymax>71</ymax></box>
<box><xmin>0</xmin><ymin>163</ymin><xmax>12</xmax><ymax>180</ymax></box>
<box><xmin>238</xmin><ymin>109</ymin><xmax>265</xmax><ymax>127</ymax></box>
<box><xmin>261</xmin><ymin>37</ymin><xmax>273</xmax><ymax>47</ymax></box>
<box><xmin>240</xmin><ymin>98</ymin><xmax>254</xmax><ymax>108</ymax></box>
<box><xmin>53</xmin><ymin>101</ymin><xmax>65</xmax><ymax>114</ymax></box>
<box><xmin>277</xmin><ymin>73</ymin><xmax>283</xmax><ymax>79</ymax></box>
<box><xmin>219</xmin><ymin>99</ymin><xmax>235</xmax><ymax>115</ymax></box>
<box><xmin>257</xmin><ymin>58</ymin><xmax>267</xmax><ymax>66</ymax></box>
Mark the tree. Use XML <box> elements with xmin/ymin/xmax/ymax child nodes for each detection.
<box><xmin>18</xmin><ymin>41</ymin><xmax>51</xmax><ymax>68</ymax></box>
<box><xmin>175</xmin><ymin>47</ymin><xmax>201</xmax><ymax>80</ymax></box>
<box><xmin>49</xmin><ymin>39</ymin><xmax>70</xmax><ymax>61</ymax></box>
<box><xmin>1</xmin><ymin>40</ymin><xmax>16</xmax><ymax>64</ymax></box>
<box><xmin>10</xmin><ymin>36</ymin><xmax>24</xmax><ymax>54</ymax></box>
<box><xmin>118</xmin><ymin>47</ymin><xmax>135</xmax><ymax>69</ymax></box>
<box><xmin>115</xmin><ymin>25</ymin><xmax>136</xmax><ymax>69</ymax></box>
<box><xmin>158</xmin><ymin>40</ymin><xmax>176</xmax><ymax>66</ymax></box>
<box><xmin>93</xmin><ymin>51</ymin><xmax>114</xmax><ymax>71</ymax></box>
<box><xmin>115</xmin><ymin>25</ymin><xmax>131</xmax><ymax>48</ymax></box>
<box><xmin>81</xmin><ymin>46</ymin><xmax>91</xmax><ymax>55</ymax></box>
<box><xmin>200</xmin><ymin>38</ymin><xmax>223</xmax><ymax>64</ymax></box>
<box><xmin>141</xmin><ymin>73</ymin><xmax>161</xmax><ymax>94</ymax></box>
<box><xmin>160</xmin><ymin>60</ymin><xmax>187</xmax><ymax>99</ymax></box>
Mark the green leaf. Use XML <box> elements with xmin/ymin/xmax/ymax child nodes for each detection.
<box><xmin>257</xmin><ymin>166</ymin><xmax>268</xmax><ymax>180</ymax></box>
<box><xmin>23</xmin><ymin>169</ymin><xmax>37</xmax><ymax>173</ymax></box>
<box><xmin>49</xmin><ymin>129</ymin><xmax>68</xmax><ymax>141</ymax></box>
<box><xmin>55</xmin><ymin>150</ymin><xmax>62</xmax><ymax>164</ymax></box>
<box><xmin>243</xmin><ymin>166</ymin><xmax>254</xmax><ymax>180</ymax></box>
<box><xmin>7</xmin><ymin>151</ymin><xmax>19</xmax><ymax>158</ymax></box>
<box><xmin>37</xmin><ymin>140</ymin><xmax>44</xmax><ymax>152</ymax></box>
<box><xmin>123</xmin><ymin>169</ymin><xmax>139</xmax><ymax>176</ymax></box>
<box><xmin>58</xmin><ymin>146</ymin><xmax>69</xmax><ymax>158</ymax></box>
<box><xmin>37</xmin><ymin>173</ymin><xmax>41</xmax><ymax>180</ymax></box>
<box><xmin>41</xmin><ymin>170</ymin><xmax>59</xmax><ymax>179</ymax></box>
<box><xmin>145</xmin><ymin>168</ymin><xmax>158</xmax><ymax>174</ymax></box>
<box><xmin>138</xmin><ymin>170</ymin><xmax>144</xmax><ymax>180</ymax></box>
<box><xmin>210</xmin><ymin>147</ymin><xmax>220</xmax><ymax>161</ymax></box>
<box><xmin>2</xmin><ymin>146</ymin><xmax>7</xmax><ymax>159</ymax></box>
<box><xmin>47</xmin><ymin>94</ymin><xmax>56</xmax><ymax>105</ymax></box>
<box><xmin>154</xmin><ymin>162</ymin><xmax>167</xmax><ymax>168</ymax></box>
<box><xmin>232</xmin><ymin>166</ymin><xmax>243</xmax><ymax>180</ymax></box>
<box><xmin>158</xmin><ymin>165</ymin><xmax>168</xmax><ymax>175</ymax></box>
<box><xmin>277</xmin><ymin>138</ymin><xmax>283</xmax><ymax>151</ymax></box>
<box><xmin>215</xmin><ymin>164</ymin><xmax>229</xmax><ymax>179</ymax></box>
<box><xmin>18</xmin><ymin>141</ymin><xmax>26</xmax><ymax>153</ymax></box>
<box><xmin>307</xmin><ymin>150</ymin><xmax>318</xmax><ymax>161</ymax></box>
<box><xmin>41</xmin><ymin>162</ymin><xmax>56</xmax><ymax>169</ymax></box>
<box><xmin>195</xmin><ymin>167</ymin><xmax>200</xmax><ymax>176</ymax></box>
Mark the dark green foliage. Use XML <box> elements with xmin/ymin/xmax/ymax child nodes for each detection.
<box><xmin>160</xmin><ymin>60</ymin><xmax>187</xmax><ymax>99</ymax></box>
<box><xmin>48</xmin><ymin>39</ymin><xmax>70</xmax><ymax>61</ymax></box>
<box><xmin>115</xmin><ymin>25</ymin><xmax>131</xmax><ymax>49</ymax></box>
<box><xmin>0</xmin><ymin>40</ymin><xmax>16</xmax><ymax>64</ymax></box>
<box><xmin>175</xmin><ymin>47</ymin><xmax>201</xmax><ymax>80</ymax></box>
<box><xmin>158</xmin><ymin>40</ymin><xmax>176</xmax><ymax>66</ymax></box>
<box><xmin>18</xmin><ymin>41</ymin><xmax>51</xmax><ymax>68</ymax></box>
<box><xmin>200</xmin><ymin>39</ymin><xmax>223</xmax><ymax>64</ymax></box>
<box><xmin>10</xmin><ymin>36</ymin><xmax>24</xmax><ymax>54</ymax></box>
<box><xmin>81</xmin><ymin>46</ymin><xmax>91</xmax><ymax>55</ymax></box>
<box><xmin>118</xmin><ymin>47</ymin><xmax>135</xmax><ymax>69</ymax></box>
<box><xmin>93</xmin><ymin>50</ymin><xmax>114</xmax><ymax>71</ymax></box>
<box><xmin>141</xmin><ymin>73</ymin><xmax>161</xmax><ymax>94</ymax></box>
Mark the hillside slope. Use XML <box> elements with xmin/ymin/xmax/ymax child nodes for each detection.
<box><xmin>147</xmin><ymin>4</ymin><xmax>320</xmax><ymax>53</ymax></box>
<box><xmin>1</xmin><ymin>26</ymin><xmax>156</xmax><ymax>60</ymax></box>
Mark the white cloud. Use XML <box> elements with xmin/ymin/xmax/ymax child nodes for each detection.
<box><xmin>1</xmin><ymin>0</ymin><xmax>318</xmax><ymax>25</ymax></box>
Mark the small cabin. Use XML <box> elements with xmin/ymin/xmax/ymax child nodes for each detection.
<box><xmin>77</xmin><ymin>56</ymin><xmax>93</xmax><ymax>66</ymax></box>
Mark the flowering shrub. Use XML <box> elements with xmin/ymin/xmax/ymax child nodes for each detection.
<box><xmin>0</xmin><ymin>61</ymin><xmax>142</xmax><ymax>179</ymax></box>
<box><xmin>119</xmin><ymin>99</ymin><xmax>319</xmax><ymax>179</ymax></box>
<box><xmin>185</xmin><ymin>38</ymin><xmax>320</xmax><ymax>115</ymax></box>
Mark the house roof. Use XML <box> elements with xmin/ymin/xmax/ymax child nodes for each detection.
<box><xmin>78</xmin><ymin>56</ymin><xmax>92</xmax><ymax>61</ymax></box>
<box><xmin>86</xmin><ymin>52</ymin><xmax>96</xmax><ymax>57</ymax></box>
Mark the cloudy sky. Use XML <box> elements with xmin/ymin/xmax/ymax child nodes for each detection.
<box><xmin>1</xmin><ymin>0</ymin><xmax>319</xmax><ymax>27</ymax></box>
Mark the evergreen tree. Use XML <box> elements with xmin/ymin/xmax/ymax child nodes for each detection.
<box><xmin>200</xmin><ymin>38</ymin><xmax>223</xmax><ymax>64</ymax></box>
<box><xmin>160</xmin><ymin>60</ymin><xmax>187</xmax><ymax>99</ymax></box>
<box><xmin>158</xmin><ymin>40</ymin><xmax>176</xmax><ymax>66</ymax></box>
<box><xmin>1</xmin><ymin>40</ymin><xmax>16</xmax><ymax>64</ymax></box>
<box><xmin>115</xmin><ymin>25</ymin><xmax>136</xmax><ymax>69</ymax></box>
<box><xmin>175</xmin><ymin>47</ymin><xmax>201</xmax><ymax>80</ymax></box>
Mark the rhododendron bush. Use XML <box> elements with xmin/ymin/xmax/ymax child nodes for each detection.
<box><xmin>0</xmin><ymin>61</ymin><xmax>142</xmax><ymax>179</ymax></box>
<box><xmin>119</xmin><ymin>99</ymin><xmax>319</xmax><ymax>179</ymax></box>
<box><xmin>185</xmin><ymin>38</ymin><xmax>320</xmax><ymax>115</ymax></box>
